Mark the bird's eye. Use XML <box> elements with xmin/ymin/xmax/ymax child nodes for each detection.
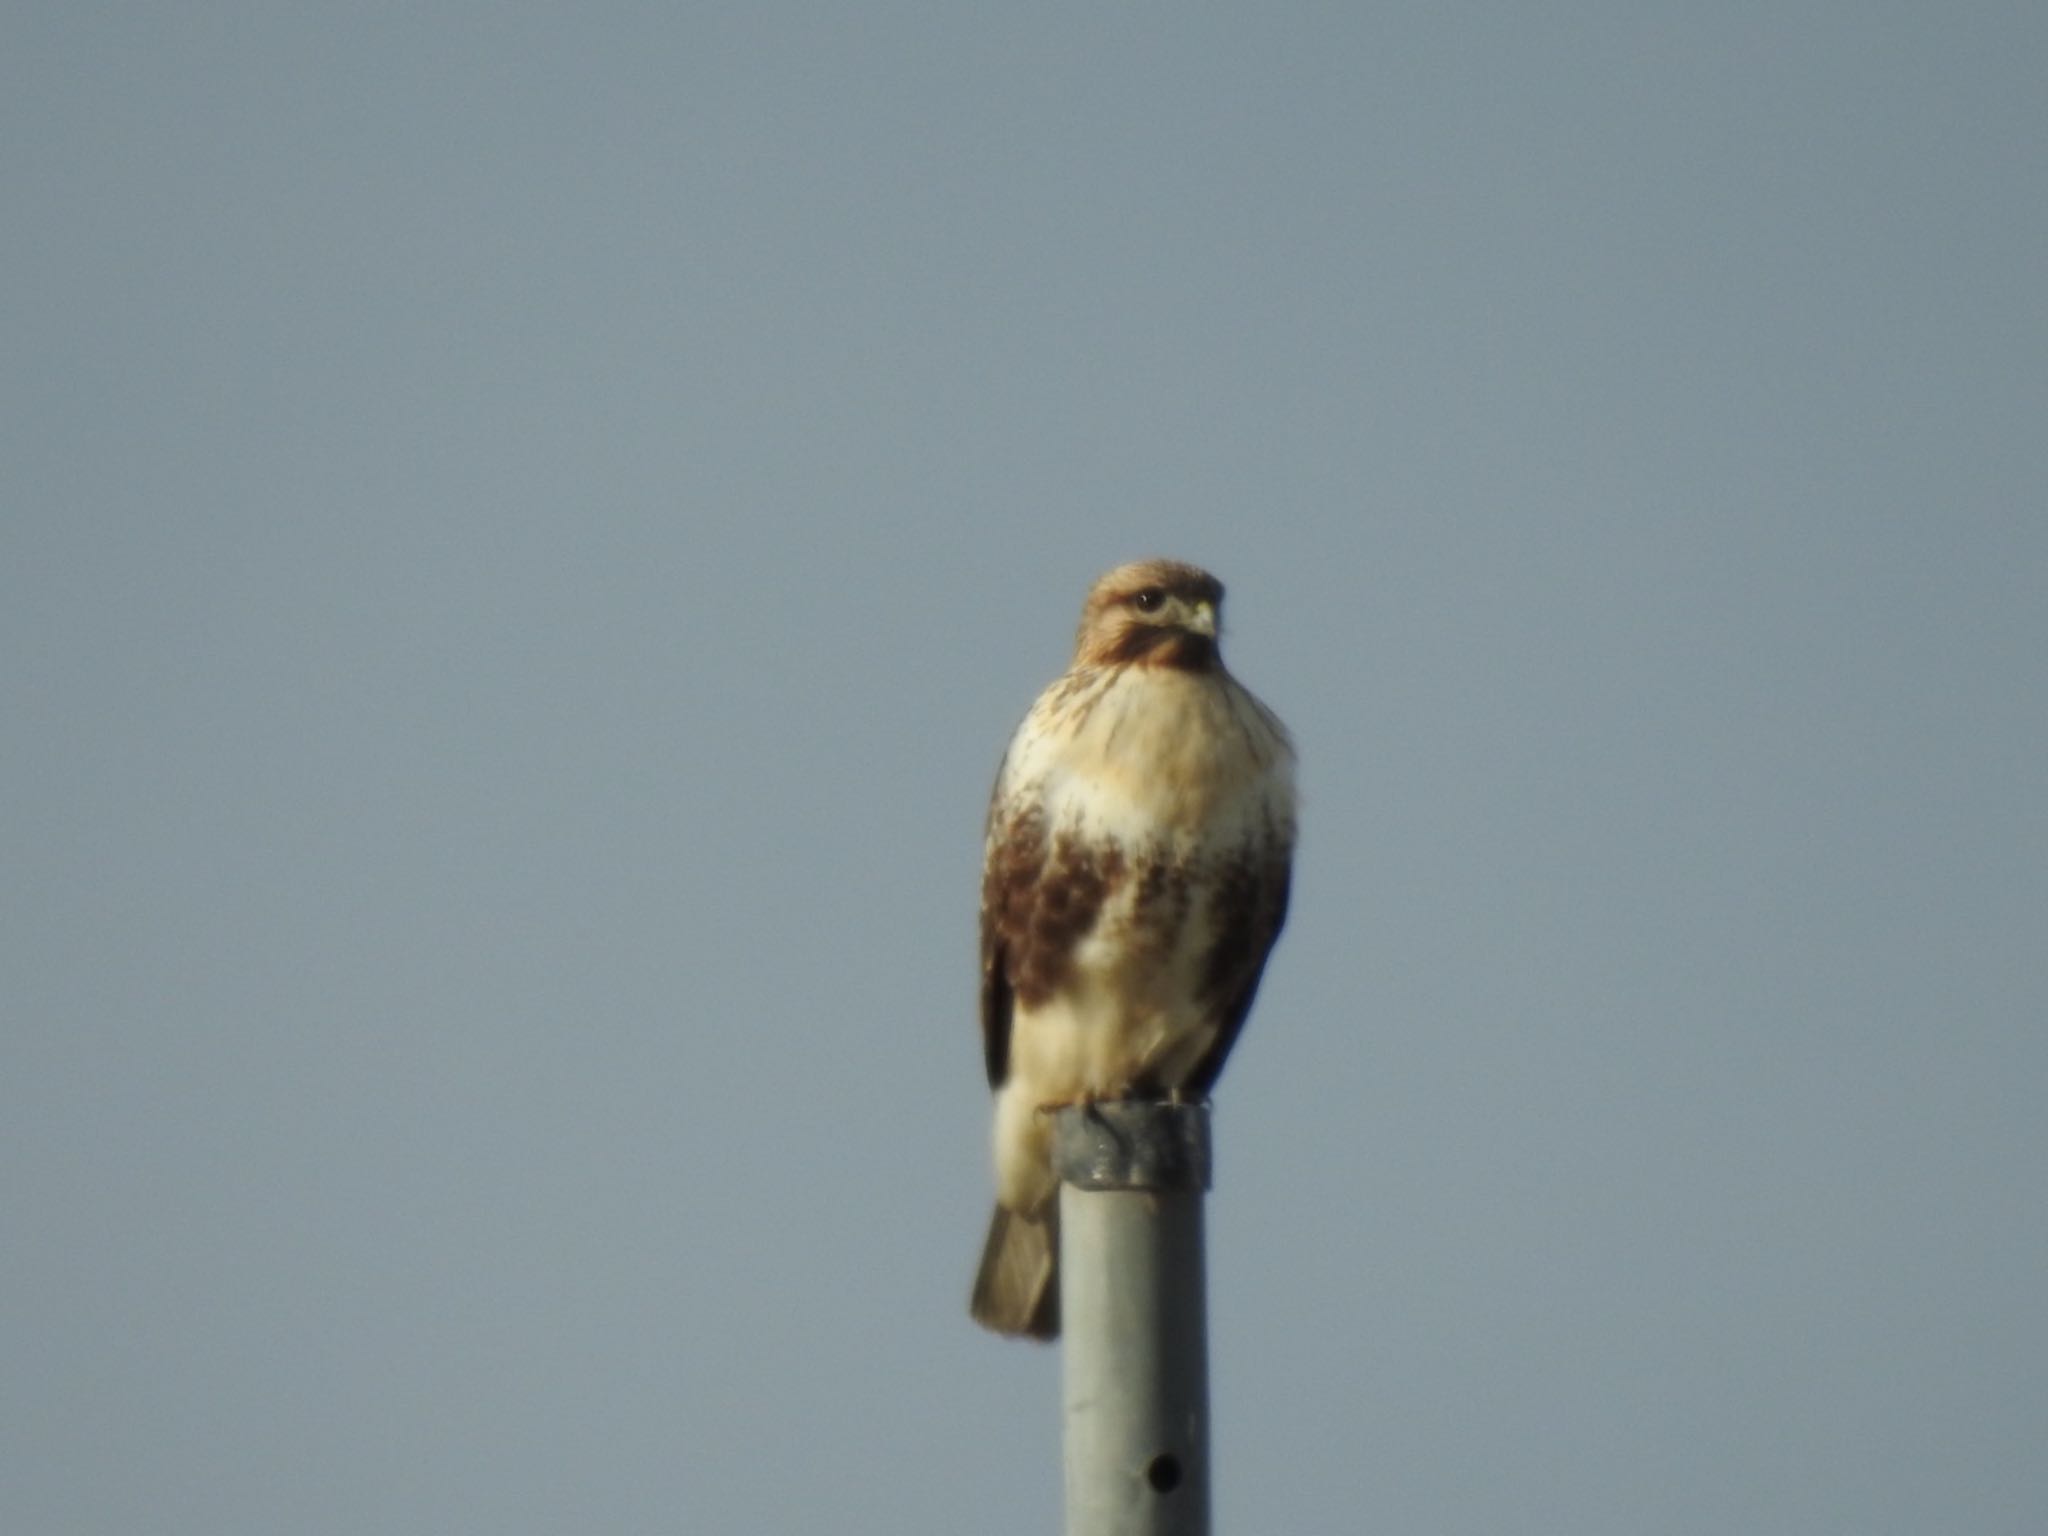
<box><xmin>1131</xmin><ymin>588</ymin><xmax>1167</xmax><ymax>613</ymax></box>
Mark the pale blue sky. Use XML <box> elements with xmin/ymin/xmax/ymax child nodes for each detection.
<box><xmin>6</xmin><ymin>5</ymin><xmax>2045</xmax><ymax>1533</ymax></box>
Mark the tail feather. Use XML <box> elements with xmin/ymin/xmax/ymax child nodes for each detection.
<box><xmin>970</xmin><ymin>1205</ymin><xmax>1059</xmax><ymax>1340</ymax></box>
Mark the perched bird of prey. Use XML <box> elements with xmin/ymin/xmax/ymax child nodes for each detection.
<box><xmin>971</xmin><ymin>558</ymin><xmax>1296</xmax><ymax>1340</ymax></box>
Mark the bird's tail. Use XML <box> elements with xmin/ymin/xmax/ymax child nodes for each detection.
<box><xmin>970</xmin><ymin>1204</ymin><xmax>1059</xmax><ymax>1340</ymax></box>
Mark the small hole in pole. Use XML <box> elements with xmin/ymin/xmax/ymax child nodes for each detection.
<box><xmin>1146</xmin><ymin>1454</ymin><xmax>1182</xmax><ymax>1493</ymax></box>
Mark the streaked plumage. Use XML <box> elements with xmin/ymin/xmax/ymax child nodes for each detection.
<box><xmin>970</xmin><ymin>559</ymin><xmax>1295</xmax><ymax>1340</ymax></box>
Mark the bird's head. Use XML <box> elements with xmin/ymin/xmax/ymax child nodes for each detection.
<box><xmin>1073</xmin><ymin>559</ymin><xmax>1226</xmax><ymax>671</ymax></box>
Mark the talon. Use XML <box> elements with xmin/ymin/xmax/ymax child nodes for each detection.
<box><xmin>1034</xmin><ymin>1090</ymin><xmax>1098</xmax><ymax>1119</ymax></box>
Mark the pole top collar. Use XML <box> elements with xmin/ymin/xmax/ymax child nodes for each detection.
<box><xmin>1051</xmin><ymin>1099</ymin><xmax>1213</xmax><ymax>1192</ymax></box>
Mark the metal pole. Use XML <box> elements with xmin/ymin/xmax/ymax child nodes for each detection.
<box><xmin>1054</xmin><ymin>1099</ymin><xmax>1213</xmax><ymax>1536</ymax></box>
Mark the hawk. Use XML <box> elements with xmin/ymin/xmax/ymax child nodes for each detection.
<box><xmin>970</xmin><ymin>558</ymin><xmax>1296</xmax><ymax>1339</ymax></box>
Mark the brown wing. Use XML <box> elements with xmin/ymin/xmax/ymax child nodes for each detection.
<box><xmin>980</xmin><ymin>790</ymin><xmax>1129</xmax><ymax>1090</ymax></box>
<box><xmin>979</xmin><ymin>793</ymin><xmax>1043</xmax><ymax>1090</ymax></box>
<box><xmin>1184</xmin><ymin>838</ymin><xmax>1294</xmax><ymax>1097</ymax></box>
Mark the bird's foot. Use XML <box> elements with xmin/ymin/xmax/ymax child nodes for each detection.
<box><xmin>1033</xmin><ymin>1090</ymin><xmax>1098</xmax><ymax>1119</ymax></box>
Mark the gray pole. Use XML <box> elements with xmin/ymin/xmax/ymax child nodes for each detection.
<box><xmin>1053</xmin><ymin>1099</ymin><xmax>1213</xmax><ymax>1536</ymax></box>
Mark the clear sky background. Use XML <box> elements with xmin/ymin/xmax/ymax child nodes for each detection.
<box><xmin>6</xmin><ymin>5</ymin><xmax>2044</xmax><ymax>1533</ymax></box>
